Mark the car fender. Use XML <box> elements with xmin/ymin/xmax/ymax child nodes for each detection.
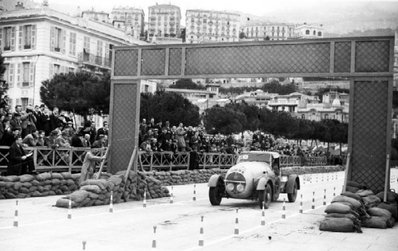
<box><xmin>285</xmin><ymin>175</ymin><xmax>300</xmax><ymax>193</ymax></box>
<box><xmin>208</xmin><ymin>174</ymin><xmax>223</xmax><ymax>187</ymax></box>
<box><xmin>256</xmin><ymin>177</ymin><xmax>269</xmax><ymax>190</ymax></box>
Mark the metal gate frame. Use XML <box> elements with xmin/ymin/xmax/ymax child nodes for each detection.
<box><xmin>110</xmin><ymin>36</ymin><xmax>395</xmax><ymax>194</ymax></box>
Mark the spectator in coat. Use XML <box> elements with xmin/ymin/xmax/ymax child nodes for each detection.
<box><xmin>7</xmin><ymin>134</ymin><xmax>36</xmax><ymax>175</ymax></box>
<box><xmin>79</xmin><ymin>146</ymin><xmax>106</xmax><ymax>185</ymax></box>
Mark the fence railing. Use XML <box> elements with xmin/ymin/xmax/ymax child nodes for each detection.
<box><xmin>0</xmin><ymin>146</ymin><xmax>328</xmax><ymax>173</ymax></box>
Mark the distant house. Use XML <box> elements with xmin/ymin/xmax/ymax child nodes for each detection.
<box><xmin>164</xmin><ymin>84</ymin><xmax>229</xmax><ymax>113</ymax></box>
<box><xmin>235</xmin><ymin>89</ymin><xmax>277</xmax><ymax>108</ymax></box>
<box><xmin>267</xmin><ymin>92</ymin><xmax>319</xmax><ymax>113</ymax></box>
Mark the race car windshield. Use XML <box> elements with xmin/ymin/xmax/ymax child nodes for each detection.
<box><xmin>237</xmin><ymin>153</ymin><xmax>271</xmax><ymax>164</ymax></box>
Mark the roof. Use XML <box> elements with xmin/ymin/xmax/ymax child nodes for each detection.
<box><xmin>0</xmin><ymin>7</ymin><xmax>147</xmax><ymax>45</ymax></box>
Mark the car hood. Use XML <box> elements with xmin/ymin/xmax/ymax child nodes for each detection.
<box><xmin>226</xmin><ymin>161</ymin><xmax>271</xmax><ymax>178</ymax></box>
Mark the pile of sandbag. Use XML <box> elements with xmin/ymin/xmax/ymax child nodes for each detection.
<box><xmin>320</xmin><ymin>180</ymin><xmax>398</xmax><ymax>232</ymax></box>
<box><xmin>320</xmin><ymin>191</ymin><xmax>365</xmax><ymax>233</ymax></box>
<box><xmin>0</xmin><ymin>172</ymin><xmax>80</xmax><ymax>199</ymax></box>
<box><xmin>55</xmin><ymin>171</ymin><xmax>169</xmax><ymax>208</ymax></box>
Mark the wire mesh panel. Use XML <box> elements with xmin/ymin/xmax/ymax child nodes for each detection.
<box><xmin>185</xmin><ymin>43</ymin><xmax>330</xmax><ymax>75</ymax></box>
<box><xmin>349</xmin><ymin>80</ymin><xmax>390</xmax><ymax>193</ymax></box>
<box><xmin>168</xmin><ymin>48</ymin><xmax>182</xmax><ymax>76</ymax></box>
<box><xmin>356</xmin><ymin>41</ymin><xmax>390</xmax><ymax>72</ymax></box>
<box><xmin>109</xmin><ymin>82</ymin><xmax>140</xmax><ymax>173</ymax></box>
<box><xmin>334</xmin><ymin>42</ymin><xmax>351</xmax><ymax>73</ymax></box>
<box><xmin>141</xmin><ymin>49</ymin><xmax>165</xmax><ymax>76</ymax></box>
<box><xmin>114</xmin><ymin>49</ymin><xmax>138</xmax><ymax>76</ymax></box>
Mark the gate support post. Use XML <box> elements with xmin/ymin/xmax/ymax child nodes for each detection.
<box><xmin>108</xmin><ymin>80</ymin><xmax>140</xmax><ymax>174</ymax></box>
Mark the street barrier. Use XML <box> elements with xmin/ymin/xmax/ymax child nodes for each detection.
<box><xmin>0</xmin><ymin>146</ymin><xmax>328</xmax><ymax>174</ymax></box>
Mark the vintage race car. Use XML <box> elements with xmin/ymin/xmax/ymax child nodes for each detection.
<box><xmin>208</xmin><ymin>151</ymin><xmax>300</xmax><ymax>208</ymax></box>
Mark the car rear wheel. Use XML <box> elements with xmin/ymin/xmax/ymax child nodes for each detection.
<box><xmin>258</xmin><ymin>184</ymin><xmax>272</xmax><ymax>209</ymax></box>
<box><xmin>287</xmin><ymin>181</ymin><xmax>298</xmax><ymax>202</ymax></box>
<box><xmin>209</xmin><ymin>186</ymin><xmax>223</xmax><ymax>205</ymax></box>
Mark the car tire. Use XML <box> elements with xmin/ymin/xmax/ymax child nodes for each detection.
<box><xmin>258</xmin><ymin>184</ymin><xmax>272</xmax><ymax>209</ymax></box>
<box><xmin>288</xmin><ymin>181</ymin><xmax>298</xmax><ymax>202</ymax></box>
<box><xmin>209</xmin><ymin>186</ymin><xmax>223</xmax><ymax>205</ymax></box>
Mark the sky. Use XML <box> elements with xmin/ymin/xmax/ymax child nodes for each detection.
<box><xmin>37</xmin><ymin>0</ymin><xmax>398</xmax><ymax>17</ymax></box>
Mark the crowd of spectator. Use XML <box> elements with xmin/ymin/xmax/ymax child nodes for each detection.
<box><xmin>0</xmin><ymin>104</ymin><xmax>109</xmax><ymax>149</ymax></box>
<box><xmin>139</xmin><ymin>118</ymin><xmax>329</xmax><ymax>158</ymax></box>
<box><xmin>0</xmin><ymin>104</ymin><xmax>329</xmax><ymax>159</ymax></box>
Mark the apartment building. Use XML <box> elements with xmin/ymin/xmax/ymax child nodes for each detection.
<box><xmin>242</xmin><ymin>23</ymin><xmax>295</xmax><ymax>41</ymax></box>
<box><xmin>111</xmin><ymin>7</ymin><xmax>145</xmax><ymax>40</ymax></box>
<box><xmin>0</xmin><ymin>5</ymin><xmax>145</xmax><ymax>108</ymax></box>
<box><xmin>186</xmin><ymin>9</ymin><xmax>240</xmax><ymax>43</ymax></box>
<box><xmin>147</xmin><ymin>4</ymin><xmax>181</xmax><ymax>41</ymax></box>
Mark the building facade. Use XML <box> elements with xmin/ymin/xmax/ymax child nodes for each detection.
<box><xmin>242</xmin><ymin>23</ymin><xmax>295</xmax><ymax>41</ymax></box>
<box><xmin>147</xmin><ymin>4</ymin><xmax>181</xmax><ymax>41</ymax></box>
<box><xmin>111</xmin><ymin>7</ymin><xmax>145</xmax><ymax>40</ymax></box>
<box><xmin>82</xmin><ymin>10</ymin><xmax>110</xmax><ymax>24</ymax></box>
<box><xmin>267</xmin><ymin>92</ymin><xmax>319</xmax><ymax>113</ymax></box>
<box><xmin>186</xmin><ymin>9</ymin><xmax>240</xmax><ymax>43</ymax></box>
<box><xmin>0</xmin><ymin>6</ymin><xmax>145</xmax><ymax>109</ymax></box>
<box><xmin>294</xmin><ymin>23</ymin><xmax>324</xmax><ymax>39</ymax></box>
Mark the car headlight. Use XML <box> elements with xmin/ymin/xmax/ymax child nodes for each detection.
<box><xmin>281</xmin><ymin>176</ymin><xmax>288</xmax><ymax>182</ymax></box>
<box><xmin>226</xmin><ymin>183</ymin><xmax>235</xmax><ymax>192</ymax></box>
<box><xmin>236</xmin><ymin>183</ymin><xmax>245</xmax><ymax>192</ymax></box>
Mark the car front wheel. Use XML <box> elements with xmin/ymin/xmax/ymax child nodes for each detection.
<box><xmin>287</xmin><ymin>181</ymin><xmax>298</xmax><ymax>202</ymax></box>
<box><xmin>209</xmin><ymin>186</ymin><xmax>223</xmax><ymax>205</ymax></box>
<box><xmin>258</xmin><ymin>184</ymin><xmax>272</xmax><ymax>209</ymax></box>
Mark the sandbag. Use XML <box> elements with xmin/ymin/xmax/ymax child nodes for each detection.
<box><xmin>332</xmin><ymin>195</ymin><xmax>362</xmax><ymax>209</ymax></box>
<box><xmin>19</xmin><ymin>174</ymin><xmax>35</xmax><ymax>183</ymax></box>
<box><xmin>325</xmin><ymin>213</ymin><xmax>361</xmax><ymax>225</ymax></box>
<box><xmin>341</xmin><ymin>191</ymin><xmax>363</xmax><ymax>202</ymax></box>
<box><xmin>2</xmin><ymin>175</ymin><xmax>20</xmax><ymax>182</ymax></box>
<box><xmin>377</xmin><ymin>202</ymin><xmax>398</xmax><ymax>219</ymax></box>
<box><xmin>362</xmin><ymin>195</ymin><xmax>381</xmax><ymax>208</ymax></box>
<box><xmin>362</xmin><ymin>216</ymin><xmax>387</xmax><ymax>229</ymax></box>
<box><xmin>51</xmin><ymin>173</ymin><xmax>64</xmax><ymax>180</ymax></box>
<box><xmin>325</xmin><ymin>202</ymin><xmax>356</xmax><ymax>215</ymax></box>
<box><xmin>61</xmin><ymin>172</ymin><xmax>72</xmax><ymax>179</ymax></box>
<box><xmin>375</xmin><ymin>191</ymin><xmax>398</xmax><ymax>203</ymax></box>
<box><xmin>356</xmin><ymin>189</ymin><xmax>374</xmax><ymax>197</ymax></box>
<box><xmin>68</xmin><ymin>190</ymin><xmax>90</xmax><ymax>203</ymax></box>
<box><xmin>80</xmin><ymin>184</ymin><xmax>102</xmax><ymax>194</ymax></box>
<box><xmin>367</xmin><ymin>207</ymin><xmax>392</xmax><ymax>219</ymax></box>
<box><xmin>36</xmin><ymin>173</ymin><xmax>51</xmax><ymax>181</ymax></box>
<box><xmin>55</xmin><ymin>198</ymin><xmax>76</xmax><ymax>208</ymax></box>
<box><xmin>347</xmin><ymin>180</ymin><xmax>366</xmax><ymax>189</ymax></box>
<box><xmin>346</xmin><ymin>186</ymin><xmax>360</xmax><ymax>193</ymax></box>
<box><xmin>80</xmin><ymin>179</ymin><xmax>108</xmax><ymax>190</ymax></box>
<box><xmin>319</xmin><ymin>218</ymin><xmax>357</xmax><ymax>232</ymax></box>
<box><xmin>387</xmin><ymin>217</ymin><xmax>396</xmax><ymax>228</ymax></box>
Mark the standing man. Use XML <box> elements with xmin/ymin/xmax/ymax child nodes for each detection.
<box><xmin>79</xmin><ymin>146</ymin><xmax>106</xmax><ymax>184</ymax></box>
<box><xmin>7</xmin><ymin>133</ymin><xmax>36</xmax><ymax>175</ymax></box>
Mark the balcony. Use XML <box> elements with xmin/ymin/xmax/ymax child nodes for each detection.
<box><xmin>78</xmin><ymin>52</ymin><xmax>111</xmax><ymax>70</ymax></box>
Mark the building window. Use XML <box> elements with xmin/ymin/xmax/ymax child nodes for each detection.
<box><xmin>54</xmin><ymin>64</ymin><xmax>60</xmax><ymax>75</ymax></box>
<box><xmin>318</xmin><ymin>31</ymin><xmax>322</xmax><ymax>36</ymax></box>
<box><xmin>50</xmin><ymin>27</ymin><xmax>65</xmax><ymax>53</ymax></box>
<box><xmin>22</xmin><ymin>62</ymin><xmax>30</xmax><ymax>87</ymax></box>
<box><xmin>4</xmin><ymin>63</ymin><xmax>15</xmax><ymax>88</ymax></box>
<box><xmin>19</xmin><ymin>25</ymin><xmax>36</xmax><ymax>50</ymax></box>
<box><xmin>84</xmin><ymin>37</ymin><xmax>90</xmax><ymax>53</ymax></box>
<box><xmin>2</xmin><ymin>27</ymin><xmax>16</xmax><ymax>51</ymax></box>
<box><xmin>69</xmin><ymin>32</ymin><xmax>76</xmax><ymax>56</ymax></box>
<box><xmin>305</xmin><ymin>30</ymin><xmax>310</xmax><ymax>35</ymax></box>
<box><xmin>96</xmin><ymin>40</ymin><xmax>103</xmax><ymax>65</ymax></box>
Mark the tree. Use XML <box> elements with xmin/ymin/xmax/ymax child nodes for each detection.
<box><xmin>40</xmin><ymin>71</ymin><xmax>110</xmax><ymax>117</ymax></box>
<box><xmin>169</xmin><ymin>79</ymin><xmax>205</xmax><ymax>90</ymax></box>
<box><xmin>239</xmin><ymin>32</ymin><xmax>247</xmax><ymax>39</ymax></box>
<box><xmin>140</xmin><ymin>91</ymin><xmax>200</xmax><ymax>126</ymax></box>
<box><xmin>204</xmin><ymin>106</ymin><xmax>246</xmax><ymax>134</ymax></box>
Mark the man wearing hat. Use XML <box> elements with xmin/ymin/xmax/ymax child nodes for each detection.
<box><xmin>7</xmin><ymin>132</ymin><xmax>36</xmax><ymax>175</ymax></box>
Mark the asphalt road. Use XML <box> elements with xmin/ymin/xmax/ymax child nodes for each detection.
<box><xmin>0</xmin><ymin>170</ymin><xmax>398</xmax><ymax>251</ymax></box>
